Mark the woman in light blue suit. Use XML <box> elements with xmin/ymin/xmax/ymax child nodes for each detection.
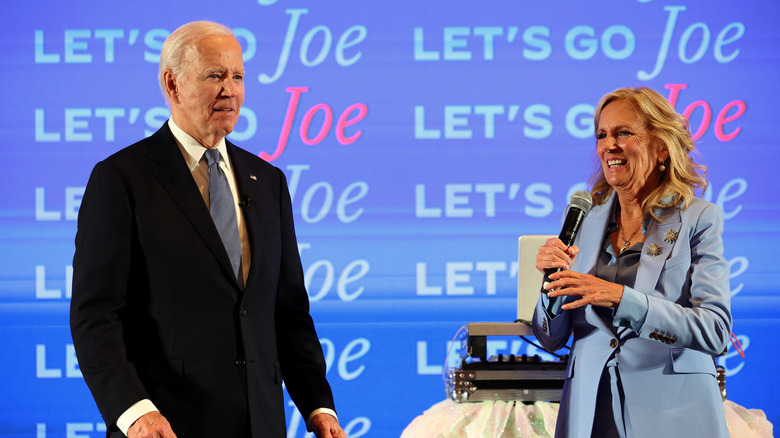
<box><xmin>532</xmin><ymin>87</ymin><xmax>731</xmax><ymax>438</ymax></box>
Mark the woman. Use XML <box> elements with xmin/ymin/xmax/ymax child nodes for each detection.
<box><xmin>532</xmin><ymin>86</ymin><xmax>732</xmax><ymax>438</ymax></box>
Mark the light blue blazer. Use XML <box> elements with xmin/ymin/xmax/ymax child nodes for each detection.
<box><xmin>533</xmin><ymin>193</ymin><xmax>732</xmax><ymax>438</ymax></box>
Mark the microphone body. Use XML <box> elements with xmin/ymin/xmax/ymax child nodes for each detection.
<box><xmin>541</xmin><ymin>191</ymin><xmax>593</xmax><ymax>294</ymax></box>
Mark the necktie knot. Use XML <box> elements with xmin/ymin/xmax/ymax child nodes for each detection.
<box><xmin>205</xmin><ymin>148</ymin><xmax>220</xmax><ymax>167</ymax></box>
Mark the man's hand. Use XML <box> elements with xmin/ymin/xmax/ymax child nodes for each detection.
<box><xmin>127</xmin><ymin>411</ymin><xmax>176</xmax><ymax>438</ymax></box>
<box><xmin>311</xmin><ymin>412</ymin><xmax>347</xmax><ymax>438</ymax></box>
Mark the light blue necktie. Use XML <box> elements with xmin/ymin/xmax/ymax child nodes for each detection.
<box><xmin>205</xmin><ymin>149</ymin><xmax>241</xmax><ymax>282</ymax></box>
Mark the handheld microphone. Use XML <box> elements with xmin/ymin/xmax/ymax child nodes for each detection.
<box><xmin>239</xmin><ymin>196</ymin><xmax>252</xmax><ymax>208</ymax></box>
<box><xmin>541</xmin><ymin>190</ymin><xmax>593</xmax><ymax>294</ymax></box>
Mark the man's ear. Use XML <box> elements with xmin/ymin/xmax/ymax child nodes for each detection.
<box><xmin>163</xmin><ymin>70</ymin><xmax>179</xmax><ymax>104</ymax></box>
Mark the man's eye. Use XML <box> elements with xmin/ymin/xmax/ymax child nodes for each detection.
<box><xmin>233</xmin><ymin>75</ymin><xmax>243</xmax><ymax>81</ymax></box>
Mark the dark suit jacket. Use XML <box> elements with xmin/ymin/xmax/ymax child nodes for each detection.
<box><xmin>70</xmin><ymin>123</ymin><xmax>335</xmax><ymax>437</ymax></box>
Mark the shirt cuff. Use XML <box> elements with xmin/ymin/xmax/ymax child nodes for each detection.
<box><xmin>307</xmin><ymin>408</ymin><xmax>338</xmax><ymax>431</ymax></box>
<box><xmin>613</xmin><ymin>286</ymin><xmax>649</xmax><ymax>330</ymax></box>
<box><xmin>117</xmin><ymin>399</ymin><xmax>159</xmax><ymax>436</ymax></box>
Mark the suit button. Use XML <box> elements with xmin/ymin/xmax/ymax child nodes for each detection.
<box><xmin>235</xmin><ymin>358</ymin><xmax>246</xmax><ymax>367</ymax></box>
<box><xmin>609</xmin><ymin>339</ymin><xmax>618</xmax><ymax>348</ymax></box>
<box><xmin>240</xmin><ymin>309</ymin><xmax>247</xmax><ymax>316</ymax></box>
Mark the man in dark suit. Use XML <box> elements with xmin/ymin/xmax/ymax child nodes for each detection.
<box><xmin>70</xmin><ymin>21</ymin><xmax>346</xmax><ymax>438</ymax></box>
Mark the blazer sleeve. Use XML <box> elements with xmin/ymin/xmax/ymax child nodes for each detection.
<box><xmin>70</xmin><ymin>160</ymin><xmax>149</xmax><ymax>427</ymax></box>
<box><xmin>531</xmin><ymin>209</ymin><xmax>582</xmax><ymax>352</ymax></box>
<box><xmin>271</xmin><ymin>168</ymin><xmax>336</xmax><ymax>417</ymax></box>
<box><xmin>635</xmin><ymin>202</ymin><xmax>733</xmax><ymax>355</ymax></box>
<box><xmin>533</xmin><ymin>292</ymin><xmax>576</xmax><ymax>352</ymax></box>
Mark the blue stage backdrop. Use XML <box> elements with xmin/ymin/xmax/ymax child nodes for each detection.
<box><xmin>1</xmin><ymin>1</ymin><xmax>778</xmax><ymax>436</ymax></box>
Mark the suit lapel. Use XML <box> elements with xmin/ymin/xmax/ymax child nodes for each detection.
<box><xmin>576</xmin><ymin>195</ymin><xmax>614</xmax><ymax>276</ymax></box>
<box><xmin>147</xmin><ymin>124</ymin><xmax>240</xmax><ymax>288</ymax></box>
<box><xmin>576</xmin><ymin>195</ymin><xmax>616</xmax><ymax>333</ymax></box>
<box><xmin>635</xmin><ymin>205</ymin><xmax>682</xmax><ymax>298</ymax></box>
<box><xmin>226</xmin><ymin>141</ymin><xmax>265</xmax><ymax>294</ymax></box>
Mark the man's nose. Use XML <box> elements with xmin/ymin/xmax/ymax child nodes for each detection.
<box><xmin>221</xmin><ymin>79</ymin><xmax>238</xmax><ymax>96</ymax></box>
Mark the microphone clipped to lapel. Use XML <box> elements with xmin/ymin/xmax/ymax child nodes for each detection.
<box><xmin>240</xmin><ymin>174</ymin><xmax>257</xmax><ymax>208</ymax></box>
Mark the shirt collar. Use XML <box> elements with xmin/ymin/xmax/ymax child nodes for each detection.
<box><xmin>168</xmin><ymin>119</ymin><xmax>232</xmax><ymax>173</ymax></box>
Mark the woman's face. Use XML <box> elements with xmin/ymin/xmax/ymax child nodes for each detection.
<box><xmin>596</xmin><ymin>99</ymin><xmax>669</xmax><ymax>196</ymax></box>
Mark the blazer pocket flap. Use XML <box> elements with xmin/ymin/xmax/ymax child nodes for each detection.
<box><xmin>670</xmin><ymin>348</ymin><xmax>715</xmax><ymax>376</ymax></box>
<box><xmin>663</xmin><ymin>249</ymin><xmax>691</xmax><ymax>271</ymax></box>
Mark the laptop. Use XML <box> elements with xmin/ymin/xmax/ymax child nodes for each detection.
<box><xmin>517</xmin><ymin>235</ymin><xmax>555</xmax><ymax>323</ymax></box>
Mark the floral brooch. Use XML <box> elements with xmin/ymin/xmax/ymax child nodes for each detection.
<box><xmin>663</xmin><ymin>229</ymin><xmax>679</xmax><ymax>244</ymax></box>
<box><xmin>646</xmin><ymin>244</ymin><xmax>663</xmax><ymax>257</ymax></box>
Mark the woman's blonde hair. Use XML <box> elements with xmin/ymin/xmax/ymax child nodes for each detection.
<box><xmin>589</xmin><ymin>86</ymin><xmax>708</xmax><ymax>218</ymax></box>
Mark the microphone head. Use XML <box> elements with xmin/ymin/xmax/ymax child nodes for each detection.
<box><xmin>570</xmin><ymin>190</ymin><xmax>593</xmax><ymax>213</ymax></box>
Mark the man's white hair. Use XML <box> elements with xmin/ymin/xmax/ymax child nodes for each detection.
<box><xmin>158</xmin><ymin>21</ymin><xmax>234</xmax><ymax>103</ymax></box>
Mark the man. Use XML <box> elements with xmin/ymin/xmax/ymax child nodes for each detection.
<box><xmin>70</xmin><ymin>21</ymin><xmax>346</xmax><ymax>438</ymax></box>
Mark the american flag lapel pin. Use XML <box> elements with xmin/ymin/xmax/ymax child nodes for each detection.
<box><xmin>249</xmin><ymin>174</ymin><xmax>257</xmax><ymax>181</ymax></box>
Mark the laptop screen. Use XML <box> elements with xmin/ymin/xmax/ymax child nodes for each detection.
<box><xmin>517</xmin><ymin>235</ymin><xmax>554</xmax><ymax>323</ymax></box>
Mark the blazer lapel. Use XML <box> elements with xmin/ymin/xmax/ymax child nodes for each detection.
<box><xmin>635</xmin><ymin>204</ymin><xmax>682</xmax><ymax>298</ymax></box>
<box><xmin>576</xmin><ymin>195</ymin><xmax>614</xmax><ymax>277</ymax></box>
<box><xmin>226</xmin><ymin>142</ymin><xmax>265</xmax><ymax>294</ymax></box>
<box><xmin>576</xmin><ymin>195</ymin><xmax>617</xmax><ymax>333</ymax></box>
<box><xmin>147</xmin><ymin>124</ymin><xmax>240</xmax><ymax>287</ymax></box>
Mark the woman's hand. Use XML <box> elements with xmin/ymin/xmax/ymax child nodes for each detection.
<box><xmin>543</xmin><ymin>270</ymin><xmax>624</xmax><ymax>309</ymax></box>
<box><xmin>536</xmin><ymin>238</ymin><xmax>579</xmax><ymax>273</ymax></box>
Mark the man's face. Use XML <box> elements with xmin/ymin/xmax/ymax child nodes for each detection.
<box><xmin>169</xmin><ymin>34</ymin><xmax>245</xmax><ymax>148</ymax></box>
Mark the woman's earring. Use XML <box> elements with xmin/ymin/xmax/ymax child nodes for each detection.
<box><xmin>660</xmin><ymin>164</ymin><xmax>666</xmax><ymax>172</ymax></box>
